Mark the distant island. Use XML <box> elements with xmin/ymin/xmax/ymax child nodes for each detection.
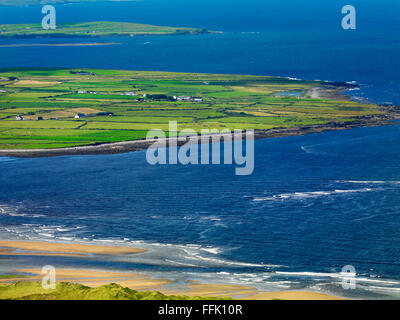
<box><xmin>0</xmin><ymin>0</ymin><xmax>139</xmax><ymax>6</ymax></box>
<box><xmin>0</xmin><ymin>21</ymin><xmax>209</xmax><ymax>39</ymax></box>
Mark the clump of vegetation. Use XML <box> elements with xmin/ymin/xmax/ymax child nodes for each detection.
<box><xmin>0</xmin><ymin>281</ymin><xmax>231</xmax><ymax>300</ymax></box>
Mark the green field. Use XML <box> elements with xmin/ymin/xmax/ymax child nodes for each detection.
<box><xmin>0</xmin><ymin>68</ymin><xmax>384</xmax><ymax>150</ymax></box>
<box><xmin>0</xmin><ymin>21</ymin><xmax>205</xmax><ymax>38</ymax></box>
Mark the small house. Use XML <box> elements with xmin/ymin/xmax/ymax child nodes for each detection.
<box><xmin>75</xmin><ymin>113</ymin><xmax>85</xmax><ymax>119</ymax></box>
<box><xmin>70</xmin><ymin>70</ymin><xmax>95</xmax><ymax>76</ymax></box>
<box><xmin>97</xmin><ymin>112</ymin><xmax>114</xmax><ymax>117</ymax></box>
<box><xmin>15</xmin><ymin>115</ymin><xmax>24</xmax><ymax>121</ymax></box>
<box><xmin>177</xmin><ymin>96</ymin><xmax>191</xmax><ymax>101</ymax></box>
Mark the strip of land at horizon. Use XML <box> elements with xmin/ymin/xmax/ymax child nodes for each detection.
<box><xmin>0</xmin><ymin>21</ymin><xmax>205</xmax><ymax>38</ymax></box>
<box><xmin>0</xmin><ymin>68</ymin><xmax>386</xmax><ymax>150</ymax></box>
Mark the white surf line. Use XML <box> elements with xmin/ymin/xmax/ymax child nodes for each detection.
<box><xmin>254</xmin><ymin>188</ymin><xmax>374</xmax><ymax>201</ymax></box>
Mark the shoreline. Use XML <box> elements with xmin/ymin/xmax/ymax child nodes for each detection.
<box><xmin>0</xmin><ymin>30</ymin><xmax>215</xmax><ymax>40</ymax></box>
<box><xmin>0</xmin><ymin>240</ymin><xmax>343</xmax><ymax>300</ymax></box>
<box><xmin>0</xmin><ymin>43</ymin><xmax>120</xmax><ymax>48</ymax></box>
<box><xmin>0</xmin><ymin>113</ymin><xmax>397</xmax><ymax>159</ymax></box>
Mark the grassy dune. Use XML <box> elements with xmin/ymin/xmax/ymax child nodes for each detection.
<box><xmin>0</xmin><ymin>281</ymin><xmax>229</xmax><ymax>300</ymax></box>
<box><xmin>0</xmin><ymin>68</ymin><xmax>384</xmax><ymax>150</ymax></box>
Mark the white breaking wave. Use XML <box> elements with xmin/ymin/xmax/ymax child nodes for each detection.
<box><xmin>201</xmin><ymin>247</ymin><xmax>222</xmax><ymax>255</ymax></box>
<box><xmin>0</xmin><ymin>157</ymin><xmax>16</xmax><ymax>162</ymax></box>
<box><xmin>275</xmin><ymin>271</ymin><xmax>344</xmax><ymax>278</ymax></box>
<box><xmin>337</xmin><ymin>180</ymin><xmax>400</xmax><ymax>185</ymax></box>
<box><xmin>364</xmin><ymin>286</ymin><xmax>400</xmax><ymax>293</ymax></box>
<box><xmin>1</xmin><ymin>223</ymin><xmax>86</xmax><ymax>241</ymax></box>
<box><xmin>0</xmin><ymin>204</ymin><xmax>45</xmax><ymax>218</ymax></box>
<box><xmin>253</xmin><ymin>188</ymin><xmax>373</xmax><ymax>202</ymax></box>
<box><xmin>275</xmin><ymin>271</ymin><xmax>400</xmax><ymax>290</ymax></box>
<box><xmin>179</xmin><ymin>247</ymin><xmax>274</xmax><ymax>268</ymax></box>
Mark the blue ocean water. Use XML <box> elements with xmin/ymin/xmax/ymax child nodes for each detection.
<box><xmin>2</xmin><ymin>124</ymin><xmax>400</xmax><ymax>298</ymax></box>
<box><xmin>1</xmin><ymin>0</ymin><xmax>400</xmax><ymax>298</ymax></box>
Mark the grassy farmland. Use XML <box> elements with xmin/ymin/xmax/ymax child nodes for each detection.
<box><xmin>0</xmin><ymin>68</ymin><xmax>385</xmax><ymax>150</ymax></box>
<box><xmin>0</xmin><ymin>21</ymin><xmax>206</xmax><ymax>38</ymax></box>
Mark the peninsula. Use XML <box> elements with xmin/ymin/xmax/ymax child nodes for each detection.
<box><xmin>0</xmin><ymin>21</ymin><xmax>209</xmax><ymax>39</ymax></box>
<box><xmin>0</xmin><ymin>68</ymin><xmax>398</xmax><ymax>157</ymax></box>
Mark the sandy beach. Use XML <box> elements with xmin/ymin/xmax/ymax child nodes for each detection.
<box><xmin>0</xmin><ymin>240</ymin><xmax>343</xmax><ymax>300</ymax></box>
<box><xmin>0</xmin><ymin>240</ymin><xmax>147</xmax><ymax>257</ymax></box>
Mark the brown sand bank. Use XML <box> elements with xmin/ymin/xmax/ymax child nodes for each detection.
<box><xmin>14</xmin><ymin>269</ymin><xmax>171</xmax><ymax>291</ymax></box>
<box><xmin>0</xmin><ymin>240</ymin><xmax>146</xmax><ymax>257</ymax></box>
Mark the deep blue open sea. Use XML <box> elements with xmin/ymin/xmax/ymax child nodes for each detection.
<box><xmin>1</xmin><ymin>0</ymin><xmax>400</xmax><ymax>299</ymax></box>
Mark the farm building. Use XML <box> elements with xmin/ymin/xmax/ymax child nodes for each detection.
<box><xmin>176</xmin><ymin>96</ymin><xmax>191</xmax><ymax>101</ymax></box>
<box><xmin>120</xmin><ymin>91</ymin><xmax>137</xmax><ymax>96</ymax></box>
<box><xmin>173</xmin><ymin>96</ymin><xmax>203</xmax><ymax>102</ymax></box>
<box><xmin>97</xmin><ymin>112</ymin><xmax>114</xmax><ymax>117</ymax></box>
